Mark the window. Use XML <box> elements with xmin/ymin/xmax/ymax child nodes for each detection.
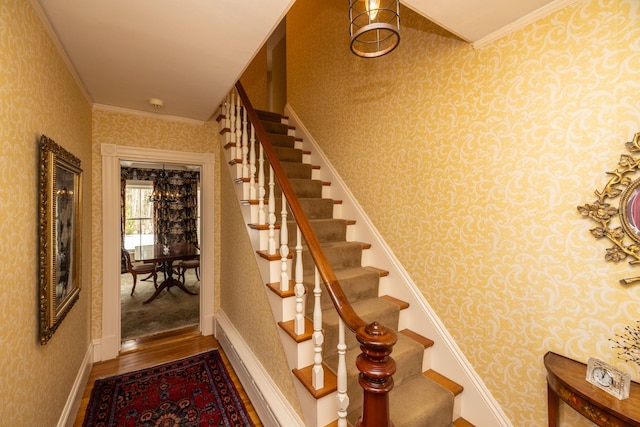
<box><xmin>124</xmin><ymin>181</ymin><xmax>154</xmax><ymax>250</ymax></box>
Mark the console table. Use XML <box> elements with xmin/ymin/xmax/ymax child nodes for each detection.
<box><xmin>544</xmin><ymin>351</ymin><xmax>640</xmax><ymax>426</ymax></box>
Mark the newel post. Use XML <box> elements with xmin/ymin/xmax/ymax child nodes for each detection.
<box><xmin>355</xmin><ymin>322</ymin><xmax>397</xmax><ymax>427</ymax></box>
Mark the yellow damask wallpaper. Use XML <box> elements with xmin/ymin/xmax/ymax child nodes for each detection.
<box><xmin>287</xmin><ymin>0</ymin><xmax>640</xmax><ymax>425</ymax></box>
<box><xmin>0</xmin><ymin>1</ymin><xmax>92</xmax><ymax>425</ymax></box>
<box><xmin>240</xmin><ymin>44</ymin><xmax>269</xmax><ymax>112</ymax></box>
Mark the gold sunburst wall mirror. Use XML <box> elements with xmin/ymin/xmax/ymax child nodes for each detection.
<box><xmin>578</xmin><ymin>132</ymin><xmax>640</xmax><ymax>285</ymax></box>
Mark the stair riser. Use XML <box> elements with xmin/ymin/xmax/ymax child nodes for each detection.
<box><xmin>273</xmin><ymin>145</ymin><xmax>302</xmax><ymax>163</ymax></box>
<box><xmin>261</xmin><ymin>120</ymin><xmax>289</xmax><ymax>135</ymax></box>
<box><xmin>324</xmin><ymin>334</ymin><xmax>426</xmax><ymax>411</ymax></box>
<box><xmin>303</xmin><ymin>271</ymin><xmax>379</xmax><ymax>313</ymax></box>
<box><xmin>297</xmin><ymin>244</ymin><xmax>363</xmax><ymax>274</ymax></box>
<box><xmin>271</xmin><ymin>179</ymin><xmax>323</xmax><ymax>199</ymax></box>
<box><xmin>266</xmin><ymin>132</ymin><xmax>296</xmax><ymax>148</ymax></box>
<box><xmin>275</xmin><ymin>161</ymin><xmax>313</xmax><ymax>180</ymax></box>
<box><xmin>286</xmin><ymin>220</ymin><xmax>347</xmax><ymax>245</ymax></box>
<box><xmin>278</xmin><ymin>198</ymin><xmax>334</xmax><ymax>220</ymax></box>
<box><xmin>322</xmin><ymin>305</ymin><xmax>400</xmax><ymax>353</ymax></box>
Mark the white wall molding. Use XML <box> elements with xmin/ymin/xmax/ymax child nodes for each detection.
<box><xmin>58</xmin><ymin>344</ymin><xmax>93</xmax><ymax>427</ymax></box>
<box><xmin>100</xmin><ymin>143</ymin><xmax>215</xmax><ymax>361</ymax></box>
<box><xmin>93</xmin><ymin>104</ymin><xmax>206</xmax><ymax>125</ymax></box>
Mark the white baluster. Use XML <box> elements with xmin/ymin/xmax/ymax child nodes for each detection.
<box><xmin>268</xmin><ymin>167</ymin><xmax>277</xmax><ymax>255</ymax></box>
<box><xmin>249</xmin><ymin>124</ymin><xmax>257</xmax><ymax>201</ymax></box>
<box><xmin>224</xmin><ymin>95</ymin><xmax>231</xmax><ymax>148</ymax></box>
<box><xmin>336</xmin><ymin>317</ymin><xmax>349</xmax><ymax>426</ymax></box>
<box><xmin>229</xmin><ymin>92</ymin><xmax>237</xmax><ymax>159</ymax></box>
<box><xmin>279</xmin><ymin>194</ymin><xmax>289</xmax><ymax>292</ymax></box>
<box><xmin>241</xmin><ymin>108</ymin><xmax>249</xmax><ymax>188</ymax></box>
<box><xmin>236</xmin><ymin>95</ymin><xmax>243</xmax><ymax>167</ymax></box>
<box><xmin>312</xmin><ymin>268</ymin><xmax>325</xmax><ymax>390</ymax></box>
<box><xmin>294</xmin><ymin>227</ymin><xmax>305</xmax><ymax>335</ymax></box>
<box><xmin>258</xmin><ymin>142</ymin><xmax>266</xmax><ymax>225</ymax></box>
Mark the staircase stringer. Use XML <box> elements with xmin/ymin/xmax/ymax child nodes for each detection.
<box><xmin>284</xmin><ymin>104</ymin><xmax>513</xmax><ymax>427</ymax></box>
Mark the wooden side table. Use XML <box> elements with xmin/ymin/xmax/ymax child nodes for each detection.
<box><xmin>544</xmin><ymin>351</ymin><xmax>640</xmax><ymax>426</ymax></box>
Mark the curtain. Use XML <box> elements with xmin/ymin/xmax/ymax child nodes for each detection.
<box><xmin>121</xmin><ymin>167</ymin><xmax>200</xmax><ymax>247</ymax></box>
<box><xmin>120</xmin><ymin>175</ymin><xmax>127</xmax><ymax>272</ymax></box>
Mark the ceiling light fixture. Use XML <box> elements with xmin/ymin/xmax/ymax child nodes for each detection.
<box><xmin>349</xmin><ymin>0</ymin><xmax>400</xmax><ymax>58</ymax></box>
<box><xmin>149</xmin><ymin>166</ymin><xmax>180</xmax><ymax>203</ymax></box>
<box><xmin>149</xmin><ymin>98</ymin><xmax>164</xmax><ymax>109</ymax></box>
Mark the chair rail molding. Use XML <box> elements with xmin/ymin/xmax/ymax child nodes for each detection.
<box><xmin>98</xmin><ymin>143</ymin><xmax>215</xmax><ymax>361</ymax></box>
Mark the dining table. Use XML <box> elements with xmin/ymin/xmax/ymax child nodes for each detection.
<box><xmin>134</xmin><ymin>242</ymin><xmax>199</xmax><ymax>304</ymax></box>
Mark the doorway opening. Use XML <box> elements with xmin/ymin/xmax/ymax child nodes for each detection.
<box><xmin>100</xmin><ymin>144</ymin><xmax>214</xmax><ymax>362</ymax></box>
<box><xmin>119</xmin><ymin>161</ymin><xmax>202</xmax><ymax>342</ymax></box>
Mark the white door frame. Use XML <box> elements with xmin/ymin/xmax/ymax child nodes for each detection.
<box><xmin>98</xmin><ymin>143</ymin><xmax>215</xmax><ymax>361</ymax></box>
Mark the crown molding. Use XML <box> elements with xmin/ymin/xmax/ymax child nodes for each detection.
<box><xmin>93</xmin><ymin>104</ymin><xmax>206</xmax><ymax>125</ymax></box>
<box><xmin>472</xmin><ymin>0</ymin><xmax>583</xmax><ymax>49</ymax></box>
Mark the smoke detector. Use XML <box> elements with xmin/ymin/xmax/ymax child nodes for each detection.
<box><xmin>149</xmin><ymin>98</ymin><xmax>164</xmax><ymax>109</ymax></box>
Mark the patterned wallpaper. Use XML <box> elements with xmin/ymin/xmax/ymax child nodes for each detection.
<box><xmin>0</xmin><ymin>1</ymin><xmax>93</xmax><ymax>425</ymax></box>
<box><xmin>240</xmin><ymin>44</ymin><xmax>269</xmax><ymax>112</ymax></box>
<box><xmin>287</xmin><ymin>0</ymin><xmax>640</xmax><ymax>425</ymax></box>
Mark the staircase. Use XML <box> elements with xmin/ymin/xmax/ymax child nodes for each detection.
<box><xmin>219</xmin><ymin>83</ymin><xmax>507</xmax><ymax>427</ymax></box>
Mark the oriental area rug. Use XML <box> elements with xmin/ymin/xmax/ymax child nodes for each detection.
<box><xmin>83</xmin><ymin>350</ymin><xmax>256</xmax><ymax>427</ymax></box>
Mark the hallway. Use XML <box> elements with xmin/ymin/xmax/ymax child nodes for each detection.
<box><xmin>74</xmin><ymin>327</ymin><xmax>262</xmax><ymax>426</ymax></box>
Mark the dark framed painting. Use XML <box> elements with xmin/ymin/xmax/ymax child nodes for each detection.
<box><xmin>39</xmin><ymin>135</ymin><xmax>82</xmax><ymax>345</ymax></box>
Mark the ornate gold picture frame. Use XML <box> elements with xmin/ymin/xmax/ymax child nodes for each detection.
<box><xmin>577</xmin><ymin>132</ymin><xmax>640</xmax><ymax>285</ymax></box>
<box><xmin>39</xmin><ymin>135</ymin><xmax>82</xmax><ymax>345</ymax></box>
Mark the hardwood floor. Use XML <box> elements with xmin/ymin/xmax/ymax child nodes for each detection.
<box><xmin>73</xmin><ymin>326</ymin><xmax>263</xmax><ymax>426</ymax></box>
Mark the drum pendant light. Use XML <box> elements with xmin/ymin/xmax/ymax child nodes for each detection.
<box><xmin>349</xmin><ymin>0</ymin><xmax>400</xmax><ymax>58</ymax></box>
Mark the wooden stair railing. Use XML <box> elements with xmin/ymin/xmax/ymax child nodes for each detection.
<box><xmin>235</xmin><ymin>81</ymin><xmax>398</xmax><ymax>427</ymax></box>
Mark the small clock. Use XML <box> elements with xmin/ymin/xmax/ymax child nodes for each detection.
<box><xmin>586</xmin><ymin>358</ymin><xmax>631</xmax><ymax>400</ymax></box>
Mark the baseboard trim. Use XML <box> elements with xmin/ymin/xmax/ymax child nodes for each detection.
<box><xmin>215</xmin><ymin>311</ymin><xmax>305</xmax><ymax>427</ymax></box>
<box><xmin>58</xmin><ymin>343</ymin><xmax>93</xmax><ymax>427</ymax></box>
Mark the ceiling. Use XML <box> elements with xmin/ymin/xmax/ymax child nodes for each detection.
<box><xmin>35</xmin><ymin>0</ymin><xmax>570</xmax><ymax>122</ymax></box>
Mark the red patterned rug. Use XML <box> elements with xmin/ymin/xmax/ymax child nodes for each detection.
<box><xmin>83</xmin><ymin>349</ymin><xmax>256</xmax><ymax>426</ymax></box>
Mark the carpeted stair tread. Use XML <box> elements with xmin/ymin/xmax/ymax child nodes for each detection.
<box><xmin>388</xmin><ymin>375</ymin><xmax>454</xmax><ymax>427</ymax></box>
<box><xmin>299</xmin><ymin>241</ymin><xmax>364</xmax><ymax>273</ymax></box>
<box><xmin>343</xmin><ymin>375</ymin><xmax>454</xmax><ymax>427</ymax></box>
<box><xmin>278</xmin><ymin>161</ymin><xmax>313</xmax><ymax>179</ymax></box>
<box><xmin>261</xmin><ymin>120</ymin><xmax>289</xmax><ymax>135</ymax></box>
<box><xmin>324</xmin><ymin>332</ymin><xmax>426</xmax><ymax>394</ymax></box>
<box><xmin>266</xmin><ymin>132</ymin><xmax>296</xmax><ymax>148</ymax></box>
<box><xmin>321</xmin><ymin>297</ymin><xmax>401</xmax><ymax>352</ymax></box>
<box><xmin>273</xmin><ymin>145</ymin><xmax>302</xmax><ymax>163</ymax></box>
<box><xmin>278</xmin><ymin>197</ymin><xmax>334</xmax><ymax>219</ymax></box>
<box><xmin>273</xmin><ymin>178</ymin><xmax>323</xmax><ymax>199</ymax></box>
<box><xmin>255</xmin><ymin>110</ymin><xmax>283</xmax><ymax>123</ymax></box>
<box><xmin>287</xmin><ymin>218</ymin><xmax>349</xmax><ymax>244</ymax></box>
<box><xmin>326</xmin><ymin>334</ymin><xmax>434</xmax><ymax>424</ymax></box>
<box><xmin>304</xmin><ymin>266</ymin><xmax>380</xmax><ymax>312</ymax></box>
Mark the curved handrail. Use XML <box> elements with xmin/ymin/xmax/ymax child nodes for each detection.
<box><xmin>235</xmin><ymin>81</ymin><xmax>397</xmax><ymax>427</ymax></box>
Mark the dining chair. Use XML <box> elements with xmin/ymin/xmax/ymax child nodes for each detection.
<box><xmin>176</xmin><ymin>257</ymin><xmax>200</xmax><ymax>284</ymax></box>
<box><xmin>121</xmin><ymin>248</ymin><xmax>158</xmax><ymax>295</ymax></box>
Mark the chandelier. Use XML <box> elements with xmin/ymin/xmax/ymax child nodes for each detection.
<box><xmin>149</xmin><ymin>167</ymin><xmax>180</xmax><ymax>203</ymax></box>
<box><xmin>349</xmin><ymin>0</ymin><xmax>400</xmax><ymax>58</ymax></box>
